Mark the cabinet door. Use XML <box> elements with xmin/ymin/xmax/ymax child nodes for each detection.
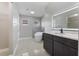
<box><xmin>44</xmin><ymin>38</ymin><xmax>53</xmax><ymax>55</ymax></box>
<box><xmin>55</xmin><ymin>36</ymin><xmax>78</xmax><ymax>50</ymax></box>
<box><xmin>54</xmin><ymin>41</ymin><xmax>64</xmax><ymax>56</ymax></box>
<box><xmin>54</xmin><ymin>41</ymin><xmax>78</xmax><ymax>56</ymax></box>
<box><xmin>43</xmin><ymin>33</ymin><xmax>54</xmax><ymax>55</ymax></box>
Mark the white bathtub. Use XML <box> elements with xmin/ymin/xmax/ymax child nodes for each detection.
<box><xmin>0</xmin><ymin>48</ymin><xmax>10</xmax><ymax>56</ymax></box>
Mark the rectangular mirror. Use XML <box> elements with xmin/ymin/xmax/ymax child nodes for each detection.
<box><xmin>52</xmin><ymin>7</ymin><xmax>79</xmax><ymax>29</ymax></box>
<box><xmin>67</xmin><ymin>15</ymin><xmax>79</xmax><ymax>28</ymax></box>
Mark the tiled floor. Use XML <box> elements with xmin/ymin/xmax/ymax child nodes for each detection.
<box><xmin>14</xmin><ymin>38</ymin><xmax>49</xmax><ymax>56</ymax></box>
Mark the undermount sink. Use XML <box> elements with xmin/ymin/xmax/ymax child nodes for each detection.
<box><xmin>54</xmin><ymin>32</ymin><xmax>74</xmax><ymax>36</ymax></box>
<box><xmin>54</xmin><ymin>33</ymin><xmax>63</xmax><ymax>34</ymax></box>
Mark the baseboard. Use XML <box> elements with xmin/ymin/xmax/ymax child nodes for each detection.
<box><xmin>20</xmin><ymin>37</ymin><xmax>33</xmax><ymax>40</ymax></box>
<box><xmin>0</xmin><ymin>48</ymin><xmax>10</xmax><ymax>56</ymax></box>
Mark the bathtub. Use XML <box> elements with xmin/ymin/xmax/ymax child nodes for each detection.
<box><xmin>0</xmin><ymin>48</ymin><xmax>10</xmax><ymax>56</ymax></box>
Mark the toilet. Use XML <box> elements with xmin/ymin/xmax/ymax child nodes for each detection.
<box><xmin>34</xmin><ymin>32</ymin><xmax>43</xmax><ymax>42</ymax></box>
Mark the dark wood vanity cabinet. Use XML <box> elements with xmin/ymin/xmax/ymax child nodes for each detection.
<box><xmin>42</xmin><ymin>33</ymin><xmax>78</xmax><ymax>56</ymax></box>
<box><xmin>42</xmin><ymin>33</ymin><xmax>54</xmax><ymax>55</ymax></box>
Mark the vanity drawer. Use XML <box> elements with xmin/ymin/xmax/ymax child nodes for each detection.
<box><xmin>42</xmin><ymin>33</ymin><xmax>54</xmax><ymax>40</ymax></box>
<box><xmin>54</xmin><ymin>36</ymin><xmax>78</xmax><ymax>50</ymax></box>
<box><xmin>54</xmin><ymin>40</ymin><xmax>78</xmax><ymax>56</ymax></box>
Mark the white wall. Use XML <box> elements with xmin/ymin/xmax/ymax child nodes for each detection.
<box><xmin>0</xmin><ymin>3</ymin><xmax>11</xmax><ymax>49</ymax></box>
<box><xmin>32</xmin><ymin>17</ymin><xmax>42</xmax><ymax>37</ymax></box>
<box><xmin>41</xmin><ymin>13</ymin><xmax>52</xmax><ymax>32</ymax></box>
<box><xmin>19</xmin><ymin>15</ymin><xmax>41</xmax><ymax>38</ymax></box>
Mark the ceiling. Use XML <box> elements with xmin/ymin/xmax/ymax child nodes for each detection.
<box><xmin>46</xmin><ymin>2</ymin><xmax>79</xmax><ymax>15</ymax></box>
<box><xmin>14</xmin><ymin>2</ymin><xmax>48</xmax><ymax>17</ymax></box>
<box><xmin>65</xmin><ymin>7</ymin><xmax>79</xmax><ymax>17</ymax></box>
<box><xmin>14</xmin><ymin>2</ymin><xmax>79</xmax><ymax>17</ymax></box>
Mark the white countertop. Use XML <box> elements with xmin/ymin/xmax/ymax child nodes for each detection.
<box><xmin>45</xmin><ymin>31</ymin><xmax>78</xmax><ymax>41</ymax></box>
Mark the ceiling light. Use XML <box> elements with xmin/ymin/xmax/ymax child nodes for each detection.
<box><xmin>69</xmin><ymin>13</ymin><xmax>79</xmax><ymax>17</ymax></box>
<box><xmin>30</xmin><ymin>11</ymin><xmax>35</xmax><ymax>14</ymax></box>
<box><xmin>73</xmin><ymin>14</ymin><xmax>78</xmax><ymax>16</ymax></box>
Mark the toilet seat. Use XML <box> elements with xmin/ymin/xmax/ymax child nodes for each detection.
<box><xmin>34</xmin><ymin>32</ymin><xmax>43</xmax><ymax>42</ymax></box>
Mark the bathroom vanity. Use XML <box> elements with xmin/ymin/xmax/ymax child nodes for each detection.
<box><xmin>42</xmin><ymin>32</ymin><xmax>78</xmax><ymax>56</ymax></box>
